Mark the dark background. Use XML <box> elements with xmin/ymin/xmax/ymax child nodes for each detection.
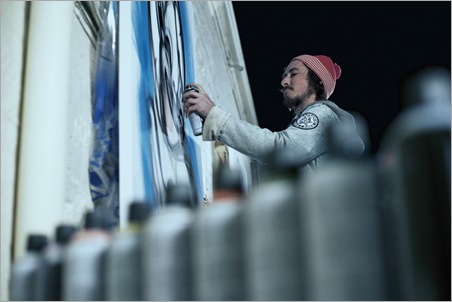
<box><xmin>232</xmin><ymin>1</ymin><xmax>451</xmax><ymax>152</ymax></box>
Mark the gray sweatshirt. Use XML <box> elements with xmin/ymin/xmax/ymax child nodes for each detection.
<box><xmin>202</xmin><ymin>100</ymin><xmax>365</xmax><ymax>172</ymax></box>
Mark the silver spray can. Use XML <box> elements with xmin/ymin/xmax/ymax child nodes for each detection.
<box><xmin>62</xmin><ymin>210</ymin><xmax>111</xmax><ymax>301</ymax></box>
<box><xmin>184</xmin><ymin>85</ymin><xmax>203</xmax><ymax>136</ymax></box>
<box><xmin>9</xmin><ymin>234</ymin><xmax>48</xmax><ymax>301</ymax></box>
<box><xmin>105</xmin><ymin>201</ymin><xmax>151</xmax><ymax>301</ymax></box>
<box><xmin>192</xmin><ymin>167</ymin><xmax>246</xmax><ymax>300</ymax></box>
<box><xmin>142</xmin><ymin>183</ymin><xmax>195</xmax><ymax>300</ymax></box>
<box><xmin>35</xmin><ymin>225</ymin><xmax>77</xmax><ymax>301</ymax></box>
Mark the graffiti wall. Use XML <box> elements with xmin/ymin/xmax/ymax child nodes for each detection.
<box><xmin>2</xmin><ymin>2</ymin><xmax>257</xmax><ymax>295</ymax></box>
<box><xmin>89</xmin><ymin>2</ymin><xmax>120</xmax><ymax>228</ymax></box>
<box><xmin>119</xmin><ymin>1</ymin><xmax>257</xmax><ymax>226</ymax></box>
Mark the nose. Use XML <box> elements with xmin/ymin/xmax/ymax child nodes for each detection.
<box><xmin>281</xmin><ymin>75</ymin><xmax>289</xmax><ymax>87</ymax></box>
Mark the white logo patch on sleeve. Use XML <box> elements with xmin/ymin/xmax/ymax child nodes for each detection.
<box><xmin>293</xmin><ymin>112</ymin><xmax>319</xmax><ymax>129</ymax></box>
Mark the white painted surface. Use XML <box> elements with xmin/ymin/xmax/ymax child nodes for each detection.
<box><xmin>2</xmin><ymin>2</ymin><xmax>94</xmax><ymax>297</ymax></box>
<box><xmin>14</xmin><ymin>1</ymin><xmax>74</xmax><ymax>258</ymax></box>
<box><xmin>63</xmin><ymin>2</ymin><xmax>95</xmax><ymax>226</ymax></box>
<box><xmin>192</xmin><ymin>2</ymin><xmax>257</xmax><ymax>195</ymax></box>
<box><xmin>1</xmin><ymin>2</ymin><xmax>27</xmax><ymax>300</ymax></box>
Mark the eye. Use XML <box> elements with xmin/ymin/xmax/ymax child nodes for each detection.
<box><xmin>281</xmin><ymin>69</ymin><xmax>299</xmax><ymax>79</ymax></box>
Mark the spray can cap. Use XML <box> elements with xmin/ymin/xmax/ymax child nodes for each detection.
<box><xmin>26</xmin><ymin>234</ymin><xmax>48</xmax><ymax>252</ymax></box>
<box><xmin>214</xmin><ymin>167</ymin><xmax>244</xmax><ymax>193</ymax></box>
<box><xmin>128</xmin><ymin>201</ymin><xmax>151</xmax><ymax>223</ymax></box>
<box><xmin>83</xmin><ymin>209</ymin><xmax>110</xmax><ymax>230</ymax></box>
<box><xmin>166</xmin><ymin>182</ymin><xmax>195</xmax><ymax>208</ymax></box>
<box><xmin>55</xmin><ymin>225</ymin><xmax>77</xmax><ymax>244</ymax></box>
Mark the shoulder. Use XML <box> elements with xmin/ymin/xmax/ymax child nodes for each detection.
<box><xmin>292</xmin><ymin>102</ymin><xmax>339</xmax><ymax>130</ymax></box>
<box><xmin>305</xmin><ymin>101</ymin><xmax>339</xmax><ymax>117</ymax></box>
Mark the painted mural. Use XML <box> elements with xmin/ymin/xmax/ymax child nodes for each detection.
<box><xmin>89</xmin><ymin>2</ymin><xmax>120</xmax><ymax>228</ymax></box>
<box><xmin>132</xmin><ymin>1</ymin><xmax>199</xmax><ymax>208</ymax></box>
<box><xmin>126</xmin><ymin>1</ymin><xmax>203</xmax><ymax>213</ymax></box>
<box><xmin>90</xmin><ymin>1</ymin><xmax>203</xmax><ymax>227</ymax></box>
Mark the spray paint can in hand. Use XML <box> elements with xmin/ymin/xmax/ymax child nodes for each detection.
<box><xmin>184</xmin><ymin>85</ymin><xmax>203</xmax><ymax>136</ymax></box>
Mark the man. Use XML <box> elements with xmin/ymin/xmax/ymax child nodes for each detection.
<box><xmin>182</xmin><ymin>54</ymin><xmax>365</xmax><ymax>172</ymax></box>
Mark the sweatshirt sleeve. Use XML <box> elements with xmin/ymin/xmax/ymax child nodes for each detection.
<box><xmin>202</xmin><ymin>104</ymin><xmax>340</xmax><ymax>165</ymax></box>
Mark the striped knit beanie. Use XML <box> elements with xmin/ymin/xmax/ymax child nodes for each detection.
<box><xmin>292</xmin><ymin>54</ymin><xmax>342</xmax><ymax>99</ymax></box>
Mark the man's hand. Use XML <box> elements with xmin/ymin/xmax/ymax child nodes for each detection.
<box><xmin>182</xmin><ymin>83</ymin><xmax>215</xmax><ymax>119</ymax></box>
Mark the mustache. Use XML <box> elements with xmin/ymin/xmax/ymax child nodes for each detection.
<box><xmin>279</xmin><ymin>87</ymin><xmax>292</xmax><ymax>94</ymax></box>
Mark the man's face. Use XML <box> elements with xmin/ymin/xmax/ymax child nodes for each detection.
<box><xmin>280</xmin><ymin>60</ymin><xmax>313</xmax><ymax>111</ymax></box>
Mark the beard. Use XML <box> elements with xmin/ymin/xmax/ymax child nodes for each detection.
<box><xmin>282</xmin><ymin>89</ymin><xmax>313</xmax><ymax>112</ymax></box>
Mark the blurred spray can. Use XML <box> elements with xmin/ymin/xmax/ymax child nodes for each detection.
<box><xmin>10</xmin><ymin>234</ymin><xmax>48</xmax><ymax>301</ymax></box>
<box><xmin>184</xmin><ymin>85</ymin><xmax>203</xmax><ymax>136</ymax></box>
<box><xmin>378</xmin><ymin>82</ymin><xmax>451</xmax><ymax>301</ymax></box>
<box><xmin>298</xmin><ymin>122</ymin><xmax>386</xmax><ymax>300</ymax></box>
<box><xmin>105</xmin><ymin>201</ymin><xmax>151</xmax><ymax>300</ymax></box>
<box><xmin>244</xmin><ymin>152</ymin><xmax>304</xmax><ymax>300</ymax></box>
<box><xmin>62</xmin><ymin>210</ymin><xmax>111</xmax><ymax>300</ymax></box>
<box><xmin>299</xmin><ymin>159</ymin><xmax>386</xmax><ymax>300</ymax></box>
<box><xmin>36</xmin><ymin>225</ymin><xmax>77</xmax><ymax>300</ymax></box>
<box><xmin>192</xmin><ymin>167</ymin><xmax>245</xmax><ymax>300</ymax></box>
<box><xmin>142</xmin><ymin>183</ymin><xmax>195</xmax><ymax>300</ymax></box>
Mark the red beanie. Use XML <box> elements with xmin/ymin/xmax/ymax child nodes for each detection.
<box><xmin>292</xmin><ymin>54</ymin><xmax>342</xmax><ymax>99</ymax></box>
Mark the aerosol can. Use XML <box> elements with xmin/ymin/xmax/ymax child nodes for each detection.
<box><xmin>244</xmin><ymin>152</ymin><xmax>304</xmax><ymax>300</ymax></box>
<box><xmin>298</xmin><ymin>122</ymin><xmax>386</xmax><ymax>300</ymax></box>
<box><xmin>36</xmin><ymin>225</ymin><xmax>77</xmax><ymax>300</ymax></box>
<box><xmin>142</xmin><ymin>183</ymin><xmax>196</xmax><ymax>300</ymax></box>
<box><xmin>62</xmin><ymin>210</ymin><xmax>111</xmax><ymax>300</ymax></box>
<box><xmin>192</xmin><ymin>167</ymin><xmax>246</xmax><ymax>300</ymax></box>
<box><xmin>105</xmin><ymin>201</ymin><xmax>151</xmax><ymax>300</ymax></box>
<box><xmin>10</xmin><ymin>234</ymin><xmax>48</xmax><ymax>301</ymax></box>
<box><xmin>184</xmin><ymin>85</ymin><xmax>203</xmax><ymax>136</ymax></box>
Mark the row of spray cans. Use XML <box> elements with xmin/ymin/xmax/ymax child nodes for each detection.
<box><xmin>9</xmin><ymin>168</ymin><xmax>246</xmax><ymax>301</ymax></box>
<box><xmin>10</xmin><ymin>92</ymin><xmax>450</xmax><ymax>300</ymax></box>
<box><xmin>9</xmin><ymin>158</ymin><xmax>387</xmax><ymax>301</ymax></box>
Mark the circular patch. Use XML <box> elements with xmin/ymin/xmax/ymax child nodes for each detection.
<box><xmin>292</xmin><ymin>112</ymin><xmax>319</xmax><ymax>130</ymax></box>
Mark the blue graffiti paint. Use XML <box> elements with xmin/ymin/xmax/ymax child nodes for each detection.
<box><xmin>130</xmin><ymin>1</ymin><xmax>204</xmax><ymax>208</ymax></box>
<box><xmin>132</xmin><ymin>2</ymin><xmax>157</xmax><ymax>210</ymax></box>
<box><xmin>89</xmin><ymin>1</ymin><xmax>120</xmax><ymax>226</ymax></box>
<box><xmin>179</xmin><ymin>2</ymin><xmax>204</xmax><ymax>204</ymax></box>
